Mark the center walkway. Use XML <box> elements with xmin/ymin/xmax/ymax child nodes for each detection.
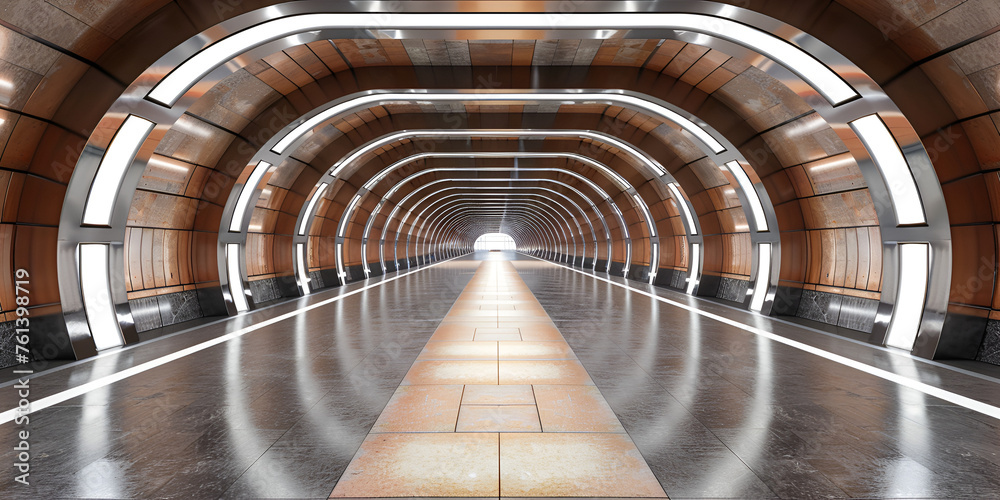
<box><xmin>330</xmin><ymin>260</ymin><xmax>667</xmax><ymax>497</ymax></box>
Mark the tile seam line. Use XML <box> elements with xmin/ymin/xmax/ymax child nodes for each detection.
<box><xmin>518</xmin><ymin>253</ymin><xmax>1000</xmax><ymax>422</ymax></box>
<box><xmin>0</xmin><ymin>254</ymin><xmax>468</xmax><ymax>426</ymax></box>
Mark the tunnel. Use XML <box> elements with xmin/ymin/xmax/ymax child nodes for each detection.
<box><xmin>1</xmin><ymin>0</ymin><xmax>999</xmax><ymax>498</ymax></box>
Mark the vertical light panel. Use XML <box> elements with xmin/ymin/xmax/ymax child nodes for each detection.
<box><xmin>750</xmin><ymin>243</ymin><xmax>772</xmax><ymax>312</ymax></box>
<box><xmin>885</xmin><ymin>243</ymin><xmax>930</xmax><ymax>350</ymax></box>
<box><xmin>83</xmin><ymin>116</ymin><xmax>155</xmax><ymax>226</ymax></box>
<box><xmin>648</xmin><ymin>243</ymin><xmax>659</xmax><ymax>284</ymax></box>
<box><xmin>336</xmin><ymin>243</ymin><xmax>346</xmax><ymax>283</ymax></box>
<box><xmin>724</xmin><ymin>161</ymin><xmax>768</xmax><ymax>232</ymax></box>
<box><xmin>229</xmin><ymin>161</ymin><xmax>271</xmax><ymax>232</ymax></box>
<box><xmin>849</xmin><ymin>114</ymin><xmax>926</xmax><ymax>226</ymax></box>
<box><xmin>296</xmin><ymin>243</ymin><xmax>310</xmax><ymax>294</ymax></box>
<box><xmin>79</xmin><ymin>244</ymin><xmax>125</xmax><ymax>350</ymax></box>
<box><xmin>686</xmin><ymin>243</ymin><xmax>701</xmax><ymax>295</ymax></box>
<box><xmin>226</xmin><ymin>243</ymin><xmax>249</xmax><ymax>311</ymax></box>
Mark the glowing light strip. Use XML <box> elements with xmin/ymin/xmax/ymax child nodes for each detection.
<box><xmin>339</xmin><ymin>130</ymin><xmax>662</xmax><ymax>180</ymax></box>
<box><xmin>724</xmin><ymin>161</ymin><xmax>768</xmax><ymax>232</ymax></box>
<box><xmin>147</xmin><ymin>13</ymin><xmax>855</xmax><ymax>108</ymax></box>
<box><xmin>885</xmin><ymin>243</ymin><xmax>929</xmax><ymax>351</ymax></box>
<box><xmin>649</xmin><ymin>243</ymin><xmax>659</xmax><ymax>284</ymax></box>
<box><xmin>525</xmin><ymin>253</ymin><xmax>1000</xmax><ymax>422</ymax></box>
<box><xmin>296</xmin><ymin>243</ymin><xmax>310</xmax><ymax>293</ymax></box>
<box><xmin>0</xmin><ymin>254</ymin><xmax>462</xmax><ymax>426</ymax></box>
<box><xmin>277</xmin><ymin>92</ymin><xmax>723</xmax><ymax>156</ymax></box>
<box><xmin>79</xmin><ymin>244</ymin><xmax>125</xmax><ymax>350</ymax></box>
<box><xmin>298</xmin><ymin>182</ymin><xmax>328</xmax><ymax>235</ymax></box>
<box><xmin>338</xmin><ymin>195</ymin><xmax>361</xmax><ymax>237</ymax></box>
<box><xmin>849</xmin><ymin>115</ymin><xmax>926</xmax><ymax>226</ymax></box>
<box><xmin>83</xmin><ymin>116</ymin><xmax>155</xmax><ymax>226</ymax></box>
<box><xmin>229</xmin><ymin>161</ymin><xmax>271</xmax><ymax>232</ymax></box>
<box><xmin>687</xmin><ymin>243</ymin><xmax>701</xmax><ymax>294</ymax></box>
<box><xmin>633</xmin><ymin>193</ymin><xmax>655</xmax><ymax>237</ymax></box>
<box><xmin>750</xmin><ymin>243</ymin><xmax>771</xmax><ymax>312</ymax></box>
<box><xmin>226</xmin><ymin>243</ymin><xmax>249</xmax><ymax>311</ymax></box>
<box><xmin>667</xmin><ymin>183</ymin><xmax>698</xmax><ymax>236</ymax></box>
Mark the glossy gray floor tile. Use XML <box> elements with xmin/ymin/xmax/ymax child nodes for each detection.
<box><xmin>0</xmin><ymin>252</ymin><xmax>998</xmax><ymax>499</ymax></box>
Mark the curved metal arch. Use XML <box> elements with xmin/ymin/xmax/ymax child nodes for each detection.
<box><xmin>291</xmin><ymin>127</ymin><xmax>703</xmax><ymax>286</ymax></box>
<box><xmin>374</xmin><ymin>192</ymin><xmax>597</xmax><ymax>274</ymax></box>
<box><xmin>348</xmin><ymin>151</ymin><xmax>653</xmax><ymax>247</ymax></box>
<box><xmin>394</xmin><ymin>167</ymin><xmax>621</xmax><ymax>263</ymax></box>
<box><xmin>59</xmin><ymin>2</ymin><xmax>946</xmax><ymax>359</ymax></box>
<box><xmin>418</xmin><ymin>200</ymin><xmax>580</xmax><ymax>267</ymax></box>
<box><xmin>379</xmin><ymin>188</ymin><xmax>603</xmax><ymax>275</ymax></box>
<box><xmin>423</xmin><ymin>202</ymin><xmax>576</xmax><ymax>265</ymax></box>
<box><xmin>382</xmin><ymin>180</ymin><xmax>618</xmax><ymax>278</ymax></box>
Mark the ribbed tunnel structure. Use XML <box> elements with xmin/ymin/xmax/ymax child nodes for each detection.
<box><xmin>2</xmin><ymin>1</ymin><xmax>1000</xmax><ymax>498</ymax></box>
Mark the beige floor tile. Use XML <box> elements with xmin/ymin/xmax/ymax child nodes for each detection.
<box><xmin>516</xmin><ymin>324</ymin><xmax>565</xmax><ymax>341</ymax></box>
<box><xmin>429</xmin><ymin>324</ymin><xmax>478</xmax><ymax>341</ymax></box>
<box><xmin>462</xmin><ymin>385</ymin><xmax>535</xmax><ymax>405</ymax></box>
<box><xmin>457</xmin><ymin>405</ymin><xmax>541</xmax><ymax>432</ymax></box>
<box><xmin>533</xmin><ymin>385</ymin><xmax>626</xmax><ymax>433</ymax></box>
<box><xmin>370</xmin><ymin>385</ymin><xmax>464</xmax><ymax>433</ymax></box>
<box><xmin>499</xmin><ymin>360</ymin><xmax>594</xmax><ymax>385</ymax></box>
<box><xmin>331</xmin><ymin>433</ymin><xmax>500</xmax><ymax>497</ymax></box>
<box><xmin>474</xmin><ymin>332</ymin><xmax>523</xmax><ymax>341</ymax></box>
<box><xmin>499</xmin><ymin>341</ymin><xmax>577</xmax><ymax>360</ymax></box>
<box><xmin>403</xmin><ymin>360</ymin><xmax>498</xmax><ymax>385</ymax></box>
<box><xmin>418</xmin><ymin>341</ymin><xmax>498</xmax><ymax>360</ymax></box>
<box><xmin>499</xmin><ymin>433</ymin><xmax>667</xmax><ymax>497</ymax></box>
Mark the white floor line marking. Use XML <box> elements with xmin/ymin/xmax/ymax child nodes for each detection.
<box><xmin>521</xmin><ymin>253</ymin><xmax>1000</xmax><ymax>421</ymax></box>
<box><xmin>0</xmin><ymin>256</ymin><xmax>465</xmax><ymax>426</ymax></box>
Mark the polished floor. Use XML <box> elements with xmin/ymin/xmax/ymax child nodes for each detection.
<box><xmin>1</xmin><ymin>252</ymin><xmax>999</xmax><ymax>499</ymax></box>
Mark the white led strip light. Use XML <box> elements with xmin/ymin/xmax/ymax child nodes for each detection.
<box><xmin>687</xmin><ymin>243</ymin><xmax>701</xmax><ymax>294</ymax></box>
<box><xmin>336</xmin><ymin>129</ymin><xmax>662</xmax><ymax>179</ymax></box>
<box><xmin>885</xmin><ymin>243</ymin><xmax>929</xmax><ymax>351</ymax></box>
<box><xmin>298</xmin><ymin>182</ymin><xmax>328</xmax><ymax>235</ymax></box>
<box><xmin>229</xmin><ymin>161</ymin><xmax>271</xmax><ymax>232</ymax></box>
<box><xmin>147</xmin><ymin>13</ymin><xmax>855</xmax><ymax>108</ymax></box>
<box><xmin>750</xmin><ymin>243</ymin><xmax>772</xmax><ymax>312</ymax></box>
<box><xmin>668</xmin><ymin>183</ymin><xmax>698</xmax><ymax>236</ymax></box>
<box><xmin>79</xmin><ymin>244</ymin><xmax>126</xmax><ymax>350</ymax></box>
<box><xmin>633</xmin><ymin>193</ymin><xmax>655</xmax><ymax>237</ymax></box>
<box><xmin>226</xmin><ymin>243</ymin><xmax>249</xmax><ymax>311</ymax></box>
<box><xmin>849</xmin><ymin>115</ymin><xmax>926</xmax><ymax>226</ymax></box>
<box><xmin>724</xmin><ymin>161</ymin><xmax>768</xmax><ymax>232</ymax></box>
<box><xmin>83</xmin><ymin>116</ymin><xmax>155</xmax><ymax>226</ymax></box>
<box><xmin>296</xmin><ymin>243</ymin><xmax>310</xmax><ymax>294</ymax></box>
<box><xmin>273</xmin><ymin>92</ymin><xmax>723</xmax><ymax>156</ymax></box>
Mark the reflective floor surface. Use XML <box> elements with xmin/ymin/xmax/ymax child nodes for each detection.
<box><xmin>1</xmin><ymin>251</ymin><xmax>999</xmax><ymax>499</ymax></box>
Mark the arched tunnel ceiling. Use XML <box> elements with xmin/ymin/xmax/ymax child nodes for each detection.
<box><xmin>3</xmin><ymin>0</ymin><xmax>1000</xmax><ymax>367</ymax></box>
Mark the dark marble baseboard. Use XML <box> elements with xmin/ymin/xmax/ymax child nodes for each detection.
<box><xmin>249</xmin><ymin>277</ymin><xmax>283</xmax><ymax>303</ymax></box>
<box><xmin>0</xmin><ymin>321</ymin><xmax>21</xmax><ymax>368</ymax></box>
<box><xmin>608</xmin><ymin>261</ymin><xmax>625</xmax><ymax>276</ymax></box>
<box><xmin>794</xmin><ymin>289</ymin><xmax>878</xmax><ymax>334</ymax></box>
<box><xmin>130</xmin><ymin>289</ymin><xmax>205</xmax><ymax>334</ymax></box>
<box><xmin>975</xmin><ymin>320</ymin><xmax>1000</xmax><ymax>366</ymax></box>
<box><xmin>716</xmin><ymin>277</ymin><xmax>749</xmax><ymax>303</ymax></box>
